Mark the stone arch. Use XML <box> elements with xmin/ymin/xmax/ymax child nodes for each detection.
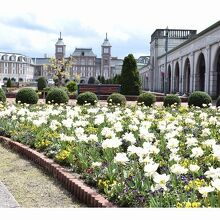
<box><xmin>212</xmin><ymin>47</ymin><xmax>220</xmax><ymax>98</ymax></box>
<box><xmin>174</xmin><ymin>62</ymin><xmax>180</xmax><ymax>93</ymax></box>
<box><xmin>183</xmin><ymin>58</ymin><xmax>190</xmax><ymax>94</ymax></box>
<box><xmin>196</xmin><ymin>53</ymin><xmax>205</xmax><ymax>91</ymax></box>
<box><xmin>167</xmin><ymin>64</ymin><xmax>171</xmax><ymax>93</ymax></box>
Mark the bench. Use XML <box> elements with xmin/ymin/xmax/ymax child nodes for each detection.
<box><xmin>78</xmin><ymin>84</ymin><xmax>121</xmax><ymax>97</ymax></box>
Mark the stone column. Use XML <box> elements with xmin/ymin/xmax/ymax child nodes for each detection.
<box><xmin>205</xmin><ymin>45</ymin><xmax>211</xmax><ymax>93</ymax></box>
<box><xmin>179</xmin><ymin>57</ymin><xmax>184</xmax><ymax>94</ymax></box>
<box><xmin>189</xmin><ymin>52</ymin><xmax>194</xmax><ymax>92</ymax></box>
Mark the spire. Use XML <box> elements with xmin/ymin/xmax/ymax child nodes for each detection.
<box><xmin>59</xmin><ymin>32</ymin><xmax>62</xmax><ymax>40</ymax></box>
<box><xmin>105</xmin><ymin>32</ymin><xmax>108</xmax><ymax>40</ymax></box>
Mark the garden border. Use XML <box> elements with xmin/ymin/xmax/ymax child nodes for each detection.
<box><xmin>0</xmin><ymin>136</ymin><xmax>115</xmax><ymax>208</ymax></box>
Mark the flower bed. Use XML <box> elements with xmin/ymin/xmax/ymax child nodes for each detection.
<box><xmin>0</xmin><ymin>102</ymin><xmax>220</xmax><ymax>207</ymax></box>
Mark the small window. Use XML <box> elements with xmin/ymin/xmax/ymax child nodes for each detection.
<box><xmin>81</xmin><ymin>52</ymin><xmax>84</xmax><ymax>56</ymax></box>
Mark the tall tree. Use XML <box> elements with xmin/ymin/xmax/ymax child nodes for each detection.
<box><xmin>120</xmin><ymin>54</ymin><xmax>141</xmax><ymax>95</ymax></box>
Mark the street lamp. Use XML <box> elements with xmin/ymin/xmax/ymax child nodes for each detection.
<box><xmin>164</xmin><ymin>26</ymin><xmax>169</xmax><ymax>95</ymax></box>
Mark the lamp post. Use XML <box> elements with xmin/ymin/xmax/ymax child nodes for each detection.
<box><xmin>164</xmin><ymin>26</ymin><xmax>169</xmax><ymax>95</ymax></box>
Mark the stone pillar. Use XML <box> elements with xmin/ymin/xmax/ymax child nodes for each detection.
<box><xmin>189</xmin><ymin>52</ymin><xmax>194</xmax><ymax>92</ymax></box>
<box><xmin>179</xmin><ymin>57</ymin><xmax>184</xmax><ymax>94</ymax></box>
<box><xmin>205</xmin><ymin>45</ymin><xmax>210</xmax><ymax>93</ymax></box>
<box><xmin>209</xmin><ymin>71</ymin><xmax>217</xmax><ymax>97</ymax></box>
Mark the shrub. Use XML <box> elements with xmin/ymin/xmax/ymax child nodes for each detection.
<box><xmin>0</xmin><ymin>88</ymin><xmax>6</xmax><ymax>103</ymax></box>
<box><xmin>46</xmin><ymin>87</ymin><xmax>69</xmax><ymax>104</ymax></box>
<box><xmin>7</xmin><ymin>78</ymin><xmax>12</xmax><ymax>88</ymax></box>
<box><xmin>137</xmin><ymin>92</ymin><xmax>156</xmax><ymax>107</ymax></box>
<box><xmin>37</xmin><ymin>77</ymin><xmax>47</xmax><ymax>91</ymax></box>
<box><xmin>16</xmin><ymin>88</ymin><xmax>38</xmax><ymax>104</ymax></box>
<box><xmin>216</xmin><ymin>96</ymin><xmax>220</xmax><ymax>107</ymax></box>
<box><xmin>77</xmin><ymin>92</ymin><xmax>98</xmax><ymax>105</ymax></box>
<box><xmin>163</xmin><ymin>94</ymin><xmax>181</xmax><ymax>107</ymax></box>
<box><xmin>88</xmin><ymin>77</ymin><xmax>96</xmax><ymax>84</ymax></box>
<box><xmin>66</xmin><ymin>81</ymin><xmax>77</xmax><ymax>93</ymax></box>
<box><xmin>107</xmin><ymin>93</ymin><xmax>126</xmax><ymax>106</ymax></box>
<box><xmin>188</xmin><ymin>91</ymin><xmax>212</xmax><ymax>108</ymax></box>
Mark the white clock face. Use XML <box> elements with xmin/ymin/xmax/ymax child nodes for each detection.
<box><xmin>104</xmin><ymin>48</ymin><xmax>109</xmax><ymax>53</ymax></box>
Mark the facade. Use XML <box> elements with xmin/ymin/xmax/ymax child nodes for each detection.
<box><xmin>150</xmin><ymin>20</ymin><xmax>220</xmax><ymax>98</ymax></box>
<box><xmin>0</xmin><ymin>52</ymin><xmax>35</xmax><ymax>83</ymax></box>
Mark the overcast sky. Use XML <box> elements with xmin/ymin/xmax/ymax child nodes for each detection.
<box><xmin>0</xmin><ymin>0</ymin><xmax>220</xmax><ymax>59</ymax></box>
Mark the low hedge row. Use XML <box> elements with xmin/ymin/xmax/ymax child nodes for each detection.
<box><xmin>4</xmin><ymin>87</ymin><xmax>219</xmax><ymax>108</ymax></box>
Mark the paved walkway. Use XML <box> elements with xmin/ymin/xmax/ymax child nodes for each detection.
<box><xmin>0</xmin><ymin>182</ymin><xmax>19</xmax><ymax>208</ymax></box>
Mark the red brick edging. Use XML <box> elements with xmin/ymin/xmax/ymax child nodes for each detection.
<box><xmin>0</xmin><ymin>136</ymin><xmax>115</xmax><ymax>208</ymax></box>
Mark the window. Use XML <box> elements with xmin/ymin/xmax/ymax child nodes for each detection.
<box><xmin>104</xmin><ymin>48</ymin><xmax>109</xmax><ymax>53</ymax></box>
<box><xmin>57</xmin><ymin>47</ymin><xmax>63</xmax><ymax>53</ymax></box>
<box><xmin>81</xmin><ymin>52</ymin><xmax>84</xmax><ymax>56</ymax></box>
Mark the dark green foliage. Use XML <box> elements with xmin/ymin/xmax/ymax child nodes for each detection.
<box><xmin>46</xmin><ymin>87</ymin><xmax>69</xmax><ymax>104</ymax></box>
<box><xmin>66</xmin><ymin>81</ymin><xmax>77</xmax><ymax>93</ymax></box>
<box><xmin>188</xmin><ymin>91</ymin><xmax>212</xmax><ymax>108</ymax></box>
<box><xmin>216</xmin><ymin>96</ymin><xmax>220</xmax><ymax>107</ymax></box>
<box><xmin>120</xmin><ymin>54</ymin><xmax>141</xmax><ymax>95</ymax></box>
<box><xmin>100</xmin><ymin>76</ymin><xmax>105</xmax><ymax>84</ymax></box>
<box><xmin>37</xmin><ymin>77</ymin><xmax>47</xmax><ymax>91</ymax></box>
<box><xmin>77</xmin><ymin>92</ymin><xmax>98</xmax><ymax>105</ymax></box>
<box><xmin>88</xmin><ymin>77</ymin><xmax>96</xmax><ymax>84</ymax></box>
<box><xmin>7</xmin><ymin>78</ymin><xmax>12</xmax><ymax>88</ymax></box>
<box><xmin>113</xmin><ymin>74</ymin><xmax>121</xmax><ymax>84</ymax></box>
<box><xmin>137</xmin><ymin>92</ymin><xmax>156</xmax><ymax>107</ymax></box>
<box><xmin>107</xmin><ymin>93</ymin><xmax>126</xmax><ymax>106</ymax></box>
<box><xmin>163</xmin><ymin>94</ymin><xmax>181</xmax><ymax>107</ymax></box>
<box><xmin>16</xmin><ymin>88</ymin><xmax>39</xmax><ymax>104</ymax></box>
<box><xmin>0</xmin><ymin>88</ymin><xmax>6</xmax><ymax>103</ymax></box>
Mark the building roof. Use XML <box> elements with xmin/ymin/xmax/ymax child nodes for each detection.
<box><xmin>32</xmin><ymin>58</ymin><xmax>50</xmax><ymax>65</ymax></box>
<box><xmin>102</xmin><ymin>33</ymin><xmax>111</xmax><ymax>47</ymax></box>
<box><xmin>72</xmin><ymin>48</ymin><xmax>96</xmax><ymax>57</ymax></box>
<box><xmin>55</xmin><ymin>32</ymin><xmax>65</xmax><ymax>46</ymax></box>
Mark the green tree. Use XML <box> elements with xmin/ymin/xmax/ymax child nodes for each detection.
<box><xmin>100</xmin><ymin>75</ymin><xmax>105</xmax><ymax>84</ymax></box>
<box><xmin>37</xmin><ymin>77</ymin><xmax>47</xmax><ymax>91</ymax></box>
<box><xmin>7</xmin><ymin>78</ymin><xmax>12</xmax><ymax>88</ymax></box>
<box><xmin>120</xmin><ymin>54</ymin><xmax>141</xmax><ymax>95</ymax></box>
<box><xmin>88</xmin><ymin>76</ymin><xmax>96</xmax><ymax>84</ymax></box>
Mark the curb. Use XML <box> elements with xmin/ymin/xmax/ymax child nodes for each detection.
<box><xmin>0</xmin><ymin>182</ymin><xmax>19</xmax><ymax>208</ymax></box>
<box><xmin>0</xmin><ymin>136</ymin><xmax>115</xmax><ymax>208</ymax></box>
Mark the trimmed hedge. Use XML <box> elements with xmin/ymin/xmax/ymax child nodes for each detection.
<box><xmin>16</xmin><ymin>88</ymin><xmax>39</xmax><ymax>104</ymax></box>
<box><xmin>46</xmin><ymin>87</ymin><xmax>69</xmax><ymax>104</ymax></box>
<box><xmin>0</xmin><ymin>88</ymin><xmax>6</xmax><ymax>103</ymax></box>
<box><xmin>216</xmin><ymin>96</ymin><xmax>220</xmax><ymax>107</ymax></box>
<box><xmin>137</xmin><ymin>92</ymin><xmax>156</xmax><ymax>107</ymax></box>
<box><xmin>188</xmin><ymin>91</ymin><xmax>212</xmax><ymax>108</ymax></box>
<box><xmin>66</xmin><ymin>81</ymin><xmax>77</xmax><ymax>93</ymax></box>
<box><xmin>107</xmin><ymin>93</ymin><xmax>126</xmax><ymax>106</ymax></box>
<box><xmin>77</xmin><ymin>92</ymin><xmax>98</xmax><ymax>105</ymax></box>
<box><xmin>164</xmin><ymin>94</ymin><xmax>181</xmax><ymax>107</ymax></box>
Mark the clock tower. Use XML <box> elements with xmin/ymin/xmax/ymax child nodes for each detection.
<box><xmin>101</xmin><ymin>33</ymin><xmax>111</xmax><ymax>79</ymax></box>
<box><xmin>55</xmin><ymin>32</ymin><xmax>66</xmax><ymax>60</ymax></box>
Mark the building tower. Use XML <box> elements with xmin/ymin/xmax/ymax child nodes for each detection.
<box><xmin>55</xmin><ymin>32</ymin><xmax>66</xmax><ymax>60</ymax></box>
<box><xmin>101</xmin><ymin>33</ymin><xmax>111</xmax><ymax>79</ymax></box>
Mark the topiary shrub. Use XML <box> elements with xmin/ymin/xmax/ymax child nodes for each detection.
<box><xmin>37</xmin><ymin>77</ymin><xmax>47</xmax><ymax>91</ymax></box>
<box><xmin>107</xmin><ymin>93</ymin><xmax>126</xmax><ymax>106</ymax></box>
<box><xmin>16</xmin><ymin>88</ymin><xmax>39</xmax><ymax>104</ymax></box>
<box><xmin>7</xmin><ymin>78</ymin><xmax>12</xmax><ymax>88</ymax></box>
<box><xmin>0</xmin><ymin>88</ymin><xmax>6</xmax><ymax>103</ymax></box>
<box><xmin>46</xmin><ymin>87</ymin><xmax>69</xmax><ymax>104</ymax></box>
<box><xmin>88</xmin><ymin>77</ymin><xmax>96</xmax><ymax>84</ymax></box>
<box><xmin>188</xmin><ymin>91</ymin><xmax>212</xmax><ymax>108</ymax></box>
<box><xmin>137</xmin><ymin>92</ymin><xmax>156</xmax><ymax>107</ymax></box>
<box><xmin>163</xmin><ymin>94</ymin><xmax>181</xmax><ymax>107</ymax></box>
<box><xmin>77</xmin><ymin>92</ymin><xmax>98</xmax><ymax>105</ymax></box>
<box><xmin>66</xmin><ymin>81</ymin><xmax>77</xmax><ymax>93</ymax></box>
<box><xmin>216</xmin><ymin>96</ymin><xmax>220</xmax><ymax>107</ymax></box>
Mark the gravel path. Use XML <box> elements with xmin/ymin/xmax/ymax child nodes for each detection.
<box><xmin>0</xmin><ymin>143</ymin><xmax>86</xmax><ymax>208</ymax></box>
